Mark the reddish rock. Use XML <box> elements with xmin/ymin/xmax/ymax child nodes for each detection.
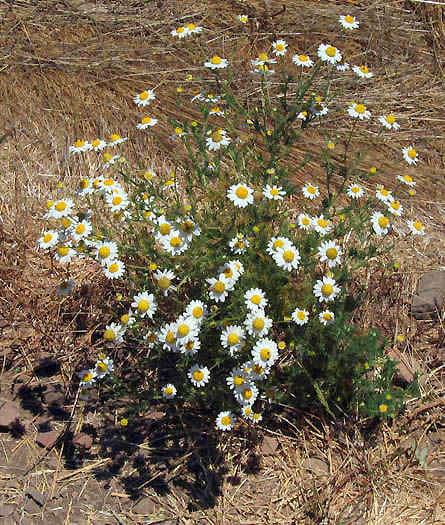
<box><xmin>36</xmin><ymin>430</ymin><xmax>60</xmax><ymax>449</ymax></box>
<box><xmin>260</xmin><ymin>436</ymin><xmax>280</xmax><ymax>456</ymax></box>
<box><xmin>72</xmin><ymin>433</ymin><xmax>93</xmax><ymax>449</ymax></box>
<box><xmin>0</xmin><ymin>401</ymin><xmax>21</xmax><ymax>431</ymax></box>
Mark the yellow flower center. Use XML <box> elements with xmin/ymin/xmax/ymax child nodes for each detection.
<box><xmin>213</xmin><ymin>281</ymin><xmax>225</xmax><ymax>294</ymax></box>
<box><xmin>159</xmin><ymin>223</ymin><xmax>171</xmax><ymax>236</ymax></box>
<box><xmin>46</xmin><ymin>200</ymin><xmax>54</xmax><ymax>209</ymax></box>
<box><xmin>58</xmin><ymin>246</ymin><xmax>69</xmax><ymax>257</ymax></box>
<box><xmin>103</xmin><ymin>178</ymin><xmax>114</xmax><ymax>186</ymax></box>
<box><xmin>61</xmin><ymin>218</ymin><xmax>71</xmax><ymax>229</ymax></box>
<box><xmin>302</xmin><ymin>217</ymin><xmax>310</xmax><ymax>226</ymax></box>
<box><xmin>221</xmin><ymin>415</ymin><xmax>231</xmax><ymax>426</ymax></box>
<box><xmin>175</xmin><ymin>127</ymin><xmax>183</xmax><ymax>135</ymax></box>
<box><xmin>176</xmin><ymin>27</ymin><xmax>185</xmax><ymax>34</ymax></box>
<box><xmin>326</xmin><ymin>247</ymin><xmax>338</xmax><ymax>259</ymax></box>
<box><xmin>137</xmin><ymin>299</ymin><xmax>150</xmax><ymax>312</ymax></box>
<box><xmin>323</xmin><ymin>313</ymin><xmax>332</xmax><ymax>321</ymax></box>
<box><xmin>326</xmin><ymin>46</ymin><xmax>337</xmax><ymax>57</ymax></box>
<box><xmin>413</xmin><ymin>220</ymin><xmax>423</xmax><ymax>231</ymax></box>
<box><xmin>345</xmin><ymin>15</ymin><xmax>355</xmax><ymax>23</ymax></box>
<box><xmin>92</xmin><ymin>139</ymin><xmax>101</xmax><ymax>148</ymax></box>
<box><xmin>227</xmin><ymin>333</ymin><xmax>240</xmax><ymax>345</ymax></box>
<box><xmin>283</xmin><ymin>250</ymin><xmax>294</xmax><ymax>263</ymax></box>
<box><xmin>177</xmin><ymin>324</ymin><xmax>190</xmax><ymax>337</ymax></box>
<box><xmin>185</xmin><ymin>341</ymin><xmax>195</xmax><ymax>351</ymax></box>
<box><xmin>253</xmin><ymin>318</ymin><xmax>264</xmax><ymax>331</ymax></box>
<box><xmin>97</xmin><ymin>362</ymin><xmax>108</xmax><ymax>373</ymax></box>
<box><xmin>297</xmin><ymin>311</ymin><xmax>306</xmax><ymax>321</ymax></box>
<box><xmin>355</xmin><ymin>104</ymin><xmax>366</xmax><ymax>114</ymax></box>
<box><xmin>103</xmin><ymin>153</ymin><xmax>112</xmax><ymax>162</ymax></box>
<box><xmin>318</xmin><ymin>219</ymin><xmax>328</xmax><ymax>228</ymax></box>
<box><xmin>378</xmin><ymin>216</ymin><xmax>389</xmax><ymax>228</ymax></box>
<box><xmin>235</xmin><ymin>186</ymin><xmax>248</xmax><ymax>199</ymax></box>
<box><xmin>359</xmin><ymin>65</ymin><xmax>369</xmax><ymax>74</ymax></box>
<box><xmin>252</xmin><ymin>364</ymin><xmax>264</xmax><ymax>375</ymax></box>
<box><xmin>186</xmin><ymin>23</ymin><xmax>195</xmax><ymax>30</ymax></box>
<box><xmin>273</xmin><ymin>239</ymin><xmax>284</xmax><ymax>250</ymax></box>
<box><xmin>75</xmin><ymin>224</ymin><xmax>85</xmax><ymax>235</ymax></box>
<box><xmin>110</xmin><ymin>134</ymin><xmax>120</xmax><ymax>142</ymax></box>
<box><xmin>147</xmin><ymin>333</ymin><xmax>156</xmax><ymax>343</ymax></box>
<box><xmin>104</xmin><ymin>329</ymin><xmax>115</xmax><ymax>341</ymax></box>
<box><xmin>80</xmin><ymin>178</ymin><xmax>89</xmax><ymax>189</ymax></box>
<box><xmin>386</xmin><ymin>114</ymin><xmax>396</xmax><ymax>124</ymax></box>
<box><xmin>181</xmin><ymin>220</ymin><xmax>195</xmax><ymax>233</ymax></box>
<box><xmin>121</xmin><ymin>314</ymin><xmax>129</xmax><ymax>324</ymax></box>
<box><xmin>108</xmin><ymin>263</ymin><xmax>119</xmax><ymax>273</ymax></box>
<box><xmin>74</xmin><ymin>139</ymin><xmax>85</xmax><ymax>148</ymax></box>
<box><xmin>408</xmin><ymin>149</ymin><xmax>417</xmax><ymax>159</ymax></box>
<box><xmin>351</xmin><ymin>186</ymin><xmax>360</xmax><ymax>194</ymax></box>
<box><xmin>299</xmin><ymin>55</ymin><xmax>309</xmax><ymax>62</ymax></box>
<box><xmin>260</xmin><ymin>348</ymin><xmax>271</xmax><ymax>361</ymax></box>
<box><xmin>170</xmin><ymin>236</ymin><xmax>182</xmax><ymax>248</ymax></box>
<box><xmin>270</xmin><ymin>188</ymin><xmax>279</xmax><ymax>196</ymax></box>
<box><xmin>307</xmin><ymin>185</ymin><xmax>316</xmax><ymax>194</ymax></box>
<box><xmin>251</xmin><ymin>294</ymin><xmax>261</xmax><ymax>305</ymax></box>
<box><xmin>99</xmin><ymin>246</ymin><xmax>110</xmax><ymax>258</ymax></box>
<box><xmin>234</xmin><ymin>376</ymin><xmax>244</xmax><ymax>386</ymax></box>
<box><xmin>43</xmin><ymin>233</ymin><xmax>53</xmax><ymax>243</ymax></box>
<box><xmin>139</xmin><ymin>91</ymin><xmax>149</xmax><ymax>100</ymax></box>
<box><xmin>243</xmin><ymin>389</ymin><xmax>253</xmax><ymax>400</ymax></box>
<box><xmin>403</xmin><ymin>175</ymin><xmax>413</xmax><ymax>183</ymax></box>
<box><xmin>258</xmin><ymin>52</ymin><xmax>269</xmax><ymax>61</ymax></box>
<box><xmin>193</xmin><ymin>370</ymin><xmax>204</xmax><ymax>381</ymax></box>
<box><xmin>276</xmin><ymin>43</ymin><xmax>285</xmax><ymax>51</ymax></box>
<box><xmin>192</xmin><ymin>306</ymin><xmax>203</xmax><ymax>319</ymax></box>
<box><xmin>380</xmin><ymin>189</ymin><xmax>389</xmax><ymax>197</ymax></box>
<box><xmin>223</xmin><ymin>268</ymin><xmax>233</xmax><ymax>279</ymax></box>
<box><xmin>166</xmin><ymin>331</ymin><xmax>176</xmax><ymax>344</ymax></box>
<box><xmin>141</xmin><ymin>117</ymin><xmax>152</xmax><ymax>125</ymax></box>
<box><xmin>379</xmin><ymin>404</ymin><xmax>388</xmax><ymax>413</ymax></box>
<box><xmin>112</xmin><ymin>196</ymin><xmax>123</xmax><ymax>206</ymax></box>
<box><xmin>322</xmin><ymin>284</ymin><xmax>334</xmax><ymax>296</ymax></box>
<box><xmin>158</xmin><ymin>277</ymin><xmax>170</xmax><ymax>290</ymax></box>
<box><xmin>55</xmin><ymin>201</ymin><xmax>66</xmax><ymax>212</ymax></box>
<box><xmin>391</xmin><ymin>201</ymin><xmax>401</xmax><ymax>210</ymax></box>
<box><xmin>210</xmin><ymin>55</ymin><xmax>222</xmax><ymax>65</ymax></box>
<box><xmin>165</xmin><ymin>387</ymin><xmax>173</xmax><ymax>395</ymax></box>
<box><xmin>82</xmin><ymin>372</ymin><xmax>93</xmax><ymax>382</ymax></box>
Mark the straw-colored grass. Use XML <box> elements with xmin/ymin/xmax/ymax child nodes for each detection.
<box><xmin>0</xmin><ymin>1</ymin><xmax>444</xmax><ymax>523</ymax></box>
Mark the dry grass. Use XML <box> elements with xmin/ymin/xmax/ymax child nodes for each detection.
<box><xmin>0</xmin><ymin>0</ymin><xmax>444</xmax><ymax>523</ymax></box>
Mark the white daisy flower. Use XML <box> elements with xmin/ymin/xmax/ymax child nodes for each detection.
<box><xmin>171</xmin><ymin>26</ymin><xmax>189</xmax><ymax>38</ymax></box>
<box><xmin>184</xmin><ymin>300</ymin><xmax>208</xmax><ymax>325</ymax></box>
<box><xmin>266</xmin><ymin>236</ymin><xmax>293</xmax><ymax>256</ymax></box>
<box><xmin>155</xmin><ymin>215</ymin><xmax>174</xmax><ymax>240</ymax></box>
<box><xmin>407</xmin><ymin>219</ymin><xmax>425</xmax><ymax>235</ymax></box>
<box><xmin>227</xmin><ymin>183</ymin><xmax>254</xmax><ymax>208</ymax></box>
<box><xmin>144</xmin><ymin>330</ymin><xmax>158</xmax><ymax>349</ymax></box>
<box><xmin>251</xmin><ymin>53</ymin><xmax>277</xmax><ymax>67</ymax></box>
<box><xmin>103</xmin><ymin>322</ymin><xmax>126</xmax><ymax>344</ymax></box>
<box><xmin>57</xmin><ymin>280</ymin><xmax>74</xmax><ymax>296</ymax></box>
<box><xmin>104</xmin><ymin>259</ymin><xmax>126</xmax><ymax>279</ymax></box>
<box><xmin>375</xmin><ymin>186</ymin><xmax>393</xmax><ymax>203</ymax></box>
<box><xmin>154</xmin><ymin>269</ymin><xmax>177</xmax><ymax>296</ymax></box>
<box><xmin>352</xmin><ymin>65</ymin><xmax>373</xmax><ymax>79</ymax></box>
<box><xmin>229</xmin><ymin>236</ymin><xmax>249</xmax><ymax>254</ymax></box>
<box><xmin>180</xmin><ymin>338</ymin><xmax>201</xmax><ymax>356</ymax></box>
<box><xmin>238</xmin><ymin>14</ymin><xmax>248</xmax><ymax>24</ymax></box>
<box><xmin>38</xmin><ymin>230</ymin><xmax>59</xmax><ymax>250</ymax></box>
<box><xmin>336</xmin><ymin>60</ymin><xmax>350</xmax><ymax>71</ymax></box>
<box><xmin>402</xmin><ymin>146</ymin><xmax>419</xmax><ymax>165</ymax></box>
<box><xmin>177</xmin><ymin>216</ymin><xmax>200</xmax><ymax>242</ymax></box>
<box><xmin>379</xmin><ymin>114</ymin><xmax>400</xmax><ymax>130</ymax></box>
<box><xmin>175</xmin><ymin>316</ymin><xmax>199</xmax><ymax>346</ymax></box>
<box><xmin>297</xmin><ymin>213</ymin><xmax>313</xmax><ymax>231</ymax></box>
<box><xmin>99</xmin><ymin>177</ymin><xmax>121</xmax><ymax>194</ymax></box>
<box><xmin>339</xmin><ymin>14</ymin><xmax>359</xmax><ymax>30</ymax></box>
<box><xmin>386</xmin><ymin>200</ymin><xmax>404</xmax><ymax>216</ymax></box>
<box><xmin>162</xmin><ymin>384</ymin><xmax>177</xmax><ymax>399</ymax></box>
<box><xmin>91</xmin><ymin>138</ymin><xmax>107</xmax><ymax>151</ymax></box>
<box><xmin>158</xmin><ymin>322</ymin><xmax>179</xmax><ymax>352</ymax></box>
<box><xmin>106</xmin><ymin>191</ymin><xmax>129</xmax><ymax>212</ymax></box>
<box><xmin>47</xmin><ymin>198</ymin><xmax>74</xmax><ymax>219</ymax></box>
<box><xmin>292</xmin><ymin>308</ymin><xmax>310</xmax><ymax>326</ymax></box>
<box><xmin>252</xmin><ymin>63</ymin><xmax>275</xmax><ymax>76</ymax></box>
<box><xmin>208</xmin><ymin>105</ymin><xmax>225</xmax><ymax>116</ymax></box>
<box><xmin>251</xmin><ymin>338</ymin><xmax>279</xmax><ymax>367</ymax></box>
<box><xmin>185</xmin><ymin>23</ymin><xmax>203</xmax><ymax>34</ymax></box>
<box><xmin>206</xmin><ymin>129</ymin><xmax>231</xmax><ymax>151</ymax></box>
<box><xmin>161</xmin><ymin>230</ymin><xmax>190</xmax><ymax>255</ymax></box>
<box><xmin>318</xmin><ymin>43</ymin><xmax>342</xmax><ymax>65</ymax></box>
<box><xmin>137</xmin><ymin>116</ymin><xmax>158</xmax><ymax>129</ymax></box>
<box><xmin>69</xmin><ymin>140</ymin><xmax>92</xmax><ymax>154</ymax></box>
<box><xmin>221</xmin><ymin>325</ymin><xmax>246</xmax><ymax>355</ymax></box>
<box><xmin>347</xmin><ymin>184</ymin><xmax>365</xmax><ymax>199</ymax></box>
<box><xmin>232</xmin><ymin>260</ymin><xmax>245</xmax><ymax>276</ymax></box>
<box><xmin>79</xmin><ymin>369</ymin><xmax>96</xmax><ymax>388</ymax></box>
<box><xmin>319</xmin><ymin>310</ymin><xmax>335</xmax><ymax>326</ymax></box>
<box><xmin>250</xmin><ymin>412</ymin><xmax>263</xmax><ymax>423</ymax></box>
<box><xmin>272</xmin><ymin>39</ymin><xmax>288</xmax><ymax>56</ymax></box>
<box><xmin>218</xmin><ymin>261</ymin><xmax>241</xmax><ymax>287</ymax></box>
<box><xmin>188</xmin><ymin>364</ymin><xmax>210</xmax><ymax>387</ymax></box>
<box><xmin>204</xmin><ymin>55</ymin><xmax>228</xmax><ymax>69</ymax></box>
<box><xmin>273</xmin><ymin>246</ymin><xmax>301</xmax><ymax>272</ymax></box>
<box><xmin>54</xmin><ymin>244</ymin><xmax>76</xmax><ymax>265</ymax></box>
<box><xmin>108</xmin><ymin>133</ymin><xmax>127</xmax><ymax>147</ymax></box>
<box><xmin>216</xmin><ymin>411</ymin><xmax>236</xmax><ymax>431</ymax></box>
<box><xmin>207</xmin><ymin>274</ymin><xmax>232</xmax><ymax>303</ymax></box>
<box><xmin>371</xmin><ymin>211</ymin><xmax>391</xmax><ymax>236</ymax></box>
<box><xmin>292</xmin><ymin>54</ymin><xmax>314</xmax><ymax>67</ymax></box>
<box><xmin>347</xmin><ymin>102</ymin><xmax>371</xmax><ymax>120</ymax></box>
<box><xmin>131</xmin><ymin>291</ymin><xmax>157</xmax><ymax>319</ymax></box>
<box><xmin>397</xmin><ymin>174</ymin><xmax>416</xmax><ymax>187</ymax></box>
<box><xmin>317</xmin><ymin>240</ymin><xmax>343</xmax><ymax>268</ymax></box>
<box><xmin>302</xmin><ymin>183</ymin><xmax>320</xmax><ymax>200</ymax></box>
<box><xmin>312</xmin><ymin>215</ymin><xmax>332</xmax><ymax>236</ymax></box>
<box><xmin>245</xmin><ymin>360</ymin><xmax>271</xmax><ymax>381</ymax></box>
<box><xmin>234</xmin><ymin>382</ymin><xmax>259</xmax><ymax>405</ymax></box>
<box><xmin>245</xmin><ymin>288</ymin><xmax>268</xmax><ymax>311</ymax></box>
<box><xmin>191</xmin><ymin>91</ymin><xmax>221</xmax><ymax>103</ymax></box>
<box><xmin>263</xmin><ymin>184</ymin><xmax>286</xmax><ymax>200</ymax></box>
<box><xmin>120</xmin><ymin>310</ymin><xmax>136</xmax><ymax>328</ymax></box>
<box><xmin>134</xmin><ymin>89</ymin><xmax>156</xmax><ymax>106</ymax></box>
<box><xmin>78</xmin><ymin>177</ymin><xmax>95</xmax><ymax>196</ymax></box>
<box><xmin>95</xmin><ymin>241</ymin><xmax>119</xmax><ymax>265</ymax></box>
<box><xmin>244</xmin><ymin>309</ymin><xmax>273</xmax><ymax>338</ymax></box>
<box><xmin>95</xmin><ymin>357</ymin><xmax>114</xmax><ymax>379</ymax></box>
<box><xmin>241</xmin><ymin>404</ymin><xmax>253</xmax><ymax>419</ymax></box>
<box><xmin>226</xmin><ymin>367</ymin><xmax>249</xmax><ymax>391</ymax></box>
<box><xmin>103</xmin><ymin>153</ymin><xmax>121</xmax><ymax>168</ymax></box>
<box><xmin>70</xmin><ymin>220</ymin><xmax>92</xmax><ymax>241</ymax></box>
<box><xmin>313</xmin><ymin>276</ymin><xmax>341</xmax><ymax>303</ymax></box>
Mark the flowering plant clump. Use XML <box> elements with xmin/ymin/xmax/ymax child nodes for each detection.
<box><xmin>38</xmin><ymin>15</ymin><xmax>422</xmax><ymax>430</ymax></box>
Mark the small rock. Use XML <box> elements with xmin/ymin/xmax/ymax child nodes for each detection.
<box><xmin>0</xmin><ymin>401</ymin><xmax>22</xmax><ymax>431</ymax></box>
<box><xmin>259</xmin><ymin>436</ymin><xmax>280</xmax><ymax>456</ymax></box>
<box><xmin>0</xmin><ymin>319</ymin><xmax>9</xmax><ymax>329</ymax></box>
<box><xmin>133</xmin><ymin>496</ymin><xmax>156</xmax><ymax>515</ymax></box>
<box><xmin>72</xmin><ymin>433</ymin><xmax>93</xmax><ymax>449</ymax></box>
<box><xmin>36</xmin><ymin>430</ymin><xmax>60</xmax><ymax>449</ymax></box>
<box><xmin>411</xmin><ymin>271</ymin><xmax>445</xmax><ymax>320</ymax></box>
<box><xmin>302</xmin><ymin>458</ymin><xmax>330</xmax><ymax>476</ymax></box>
<box><xmin>24</xmin><ymin>497</ymin><xmax>41</xmax><ymax>514</ymax></box>
<box><xmin>388</xmin><ymin>348</ymin><xmax>425</xmax><ymax>386</ymax></box>
<box><xmin>26</xmin><ymin>487</ymin><xmax>46</xmax><ymax>506</ymax></box>
<box><xmin>0</xmin><ymin>505</ymin><xmax>15</xmax><ymax>517</ymax></box>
